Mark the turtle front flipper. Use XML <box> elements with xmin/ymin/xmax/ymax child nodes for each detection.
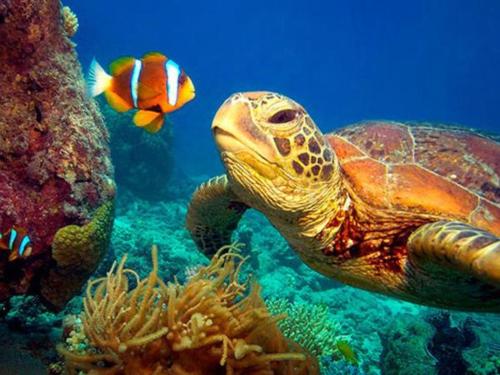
<box><xmin>186</xmin><ymin>175</ymin><xmax>249</xmax><ymax>257</ymax></box>
<box><xmin>407</xmin><ymin>220</ymin><xmax>500</xmax><ymax>311</ymax></box>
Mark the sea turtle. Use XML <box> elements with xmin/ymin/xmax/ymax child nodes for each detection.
<box><xmin>186</xmin><ymin>92</ymin><xmax>500</xmax><ymax>312</ymax></box>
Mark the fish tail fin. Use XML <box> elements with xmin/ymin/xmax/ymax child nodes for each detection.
<box><xmin>87</xmin><ymin>58</ymin><xmax>112</xmax><ymax>97</ymax></box>
<box><xmin>133</xmin><ymin>110</ymin><xmax>165</xmax><ymax>133</ymax></box>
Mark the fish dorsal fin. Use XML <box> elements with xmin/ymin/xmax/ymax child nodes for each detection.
<box><xmin>142</xmin><ymin>52</ymin><xmax>166</xmax><ymax>63</ymax></box>
<box><xmin>109</xmin><ymin>56</ymin><xmax>135</xmax><ymax>75</ymax></box>
<box><xmin>133</xmin><ymin>110</ymin><xmax>162</xmax><ymax>127</ymax></box>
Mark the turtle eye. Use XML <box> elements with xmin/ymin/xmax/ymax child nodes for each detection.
<box><xmin>268</xmin><ymin>109</ymin><xmax>299</xmax><ymax>124</ymax></box>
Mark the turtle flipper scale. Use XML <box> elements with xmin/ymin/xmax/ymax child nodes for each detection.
<box><xmin>408</xmin><ymin>221</ymin><xmax>499</xmax><ymax>287</ymax></box>
<box><xmin>405</xmin><ymin>221</ymin><xmax>500</xmax><ymax>311</ymax></box>
<box><xmin>186</xmin><ymin>175</ymin><xmax>249</xmax><ymax>257</ymax></box>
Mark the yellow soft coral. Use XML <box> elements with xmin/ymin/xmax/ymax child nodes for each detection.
<box><xmin>58</xmin><ymin>244</ymin><xmax>318</xmax><ymax>374</ymax></box>
<box><xmin>41</xmin><ymin>201</ymin><xmax>115</xmax><ymax>309</ymax></box>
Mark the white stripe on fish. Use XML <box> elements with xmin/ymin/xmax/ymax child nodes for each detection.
<box><xmin>165</xmin><ymin>59</ymin><xmax>181</xmax><ymax>106</ymax></box>
<box><xmin>9</xmin><ymin>228</ymin><xmax>17</xmax><ymax>250</ymax></box>
<box><xmin>18</xmin><ymin>236</ymin><xmax>31</xmax><ymax>257</ymax></box>
<box><xmin>130</xmin><ymin>59</ymin><xmax>142</xmax><ymax>108</ymax></box>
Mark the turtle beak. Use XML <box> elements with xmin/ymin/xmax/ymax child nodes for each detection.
<box><xmin>211</xmin><ymin>98</ymin><xmax>248</xmax><ymax>154</ymax></box>
<box><xmin>211</xmin><ymin>93</ymin><xmax>274</xmax><ymax>160</ymax></box>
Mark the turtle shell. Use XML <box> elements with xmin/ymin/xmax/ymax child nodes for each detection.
<box><xmin>327</xmin><ymin>121</ymin><xmax>500</xmax><ymax>235</ymax></box>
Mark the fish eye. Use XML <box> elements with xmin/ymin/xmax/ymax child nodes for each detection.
<box><xmin>268</xmin><ymin>109</ymin><xmax>300</xmax><ymax>124</ymax></box>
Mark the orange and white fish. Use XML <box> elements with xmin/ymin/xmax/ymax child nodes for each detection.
<box><xmin>0</xmin><ymin>227</ymin><xmax>33</xmax><ymax>262</ymax></box>
<box><xmin>87</xmin><ymin>52</ymin><xmax>195</xmax><ymax>133</ymax></box>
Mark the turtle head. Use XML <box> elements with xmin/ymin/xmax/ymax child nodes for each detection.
<box><xmin>212</xmin><ymin>92</ymin><xmax>341</xmax><ymax>221</ymax></box>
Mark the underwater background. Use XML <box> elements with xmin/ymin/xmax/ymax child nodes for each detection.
<box><xmin>70</xmin><ymin>0</ymin><xmax>500</xmax><ymax>176</ymax></box>
<box><xmin>0</xmin><ymin>0</ymin><xmax>499</xmax><ymax>374</ymax></box>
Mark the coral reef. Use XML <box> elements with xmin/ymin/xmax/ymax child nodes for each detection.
<box><xmin>4</xmin><ymin>295</ymin><xmax>59</xmax><ymax>332</ymax></box>
<box><xmin>380</xmin><ymin>314</ymin><xmax>436</xmax><ymax>375</ymax></box>
<box><xmin>58</xmin><ymin>244</ymin><xmax>318</xmax><ymax>374</ymax></box>
<box><xmin>267</xmin><ymin>298</ymin><xmax>360</xmax><ymax>373</ymax></box>
<box><xmin>460</xmin><ymin>313</ymin><xmax>500</xmax><ymax>375</ymax></box>
<box><xmin>0</xmin><ymin>185</ymin><xmax>498</xmax><ymax>373</ymax></box>
<box><xmin>320</xmin><ymin>356</ymin><xmax>366</xmax><ymax>375</ymax></box>
<box><xmin>0</xmin><ymin>0</ymin><xmax>115</xmax><ymax>308</ymax></box>
<box><xmin>106</xmin><ymin>193</ymin><xmax>413</xmax><ymax>374</ymax></box>
<box><xmin>426</xmin><ymin>312</ymin><xmax>478</xmax><ymax>375</ymax></box>
<box><xmin>105</xmin><ymin>191</ymin><xmax>500</xmax><ymax>375</ymax></box>
<box><xmin>110</xmin><ymin>190</ymin><xmax>206</xmax><ymax>280</ymax></box>
<box><xmin>0</xmin><ymin>295</ymin><xmax>65</xmax><ymax>373</ymax></box>
<box><xmin>266</xmin><ymin>298</ymin><xmax>344</xmax><ymax>359</ymax></box>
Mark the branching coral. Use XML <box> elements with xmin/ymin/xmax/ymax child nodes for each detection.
<box><xmin>266</xmin><ymin>298</ymin><xmax>344</xmax><ymax>358</ymax></box>
<box><xmin>58</xmin><ymin>244</ymin><xmax>318</xmax><ymax>374</ymax></box>
<box><xmin>266</xmin><ymin>298</ymin><xmax>359</xmax><ymax>373</ymax></box>
<box><xmin>61</xmin><ymin>5</ymin><xmax>78</xmax><ymax>37</ymax></box>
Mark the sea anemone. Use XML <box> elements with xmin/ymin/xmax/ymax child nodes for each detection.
<box><xmin>58</xmin><ymin>244</ymin><xmax>318</xmax><ymax>374</ymax></box>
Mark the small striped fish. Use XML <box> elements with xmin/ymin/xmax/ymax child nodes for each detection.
<box><xmin>0</xmin><ymin>227</ymin><xmax>33</xmax><ymax>262</ymax></box>
<box><xmin>87</xmin><ymin>52</ymin><xmax>195</xmax><ymax>133</ymax></box>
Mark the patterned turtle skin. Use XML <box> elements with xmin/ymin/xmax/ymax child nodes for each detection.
<box><xmin>187</xmin><ymin>92</ymin><xmax>500</xmax><ymax>312</ymax></box>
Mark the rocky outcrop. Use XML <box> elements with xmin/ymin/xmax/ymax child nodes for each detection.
<box><xmin>0</xmin><ymin>0</ymin><xmax>115</xmax><ymax>309</ymax></box>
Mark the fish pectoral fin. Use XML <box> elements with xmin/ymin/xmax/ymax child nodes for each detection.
<box><xmin>104</xmin><ymin>91</ymin><xmax>133</xmax><ymax>112</ymax></box>
<box><xmin>8</xmin><ymin>251</ymin><xmax>18</xmax><ymax>262</ymax></box>
<box><xmin>144</xmin><ymin>114</ymin><xmax>165</xmax><ymax>133</ymax></box>
<box><xmin>133</xmin><ymin>110</ymin><xmax>162</xmax><ymax>127</ymax></box>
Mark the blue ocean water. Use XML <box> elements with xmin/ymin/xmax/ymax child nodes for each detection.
<box><xmin>67</xmin><ymin>0</ymin><xmax>500</xmax><ymax>176</ymax></box>
<box><xmin>2</xmin><ymin>1</ymin><xmax>498</xmax><ymax>374</ymax></box>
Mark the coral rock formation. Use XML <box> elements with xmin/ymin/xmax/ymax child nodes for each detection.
<box><xmin>380</xmin><ymin>314</ymin><xmax>436</xmax><ymax>375</ymax></box>
<box><xmin>0</xmin><ymin>0</ymin><xmax>115</xmax><ymax>308</ymax></box>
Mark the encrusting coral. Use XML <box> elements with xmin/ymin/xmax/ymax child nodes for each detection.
<box><xmin>58</xmin><ymin>244</ymin><xmax>319</xmax><ymax>374</ymax></box>
<box><xmin>40</xmin><ymin>201</ymin><xmax>115</xmax><ymax>309</ymax></box>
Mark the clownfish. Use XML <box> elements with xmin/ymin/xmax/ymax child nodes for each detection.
<box><xmin>87</xmin><ymin>52</ymin><xmax>195</xmax><ymax>133</ymax></box>
<box><xmin>0</xmin><ymin>227</ymin><xmax>33</xmax><ymax>262</ymax></box>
